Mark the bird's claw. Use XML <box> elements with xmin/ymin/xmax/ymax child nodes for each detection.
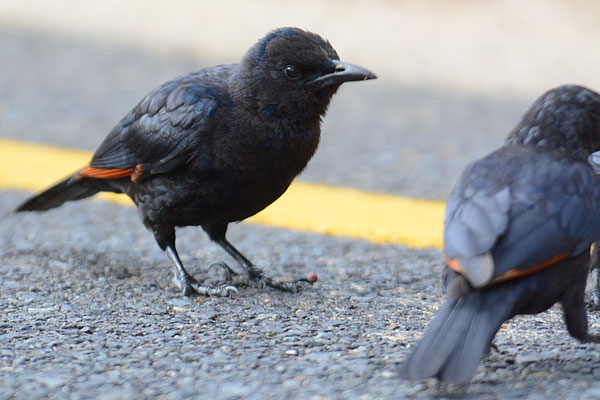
<box><xmin>190</xmin><ymin>282</ymin><xmax>239</xmax><ymax>297</ymax></box>
<box><xmin>208</xmin><ymin>262</ymin><xmax>263</xmax><ymax>288</ymax></box>
<box><xmin>264</xmin><ymin>277</ymin><xmax>314</xmax><ymax>293</ymax></box>
<box><xmin>174</xmin><ymin>271</ymin><xmax>238</xmax><ymax>297</ymax></box>
<box><xmin>210</xmin><ymin>262</ymin><xmax>313</xmax><ymax>293</ymax></box>
<box><xmin>231</xmin><ymin>272</ymin><xmax>267</xmax><ymax>289</ymax></box>
<box><xmin>586</xmin><ymin>268</ymin><xmax>600</xmax><ymax>311</ymax></box>
<box><xmin>586</xmin><ymin>294</ymin><xmax>600</xmax><ymax>311</ymax></box>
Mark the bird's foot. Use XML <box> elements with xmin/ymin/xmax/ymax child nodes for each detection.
<box><xmin>175</xmin><ymin>273</ymin><xmax>238</xmax><ymax>297</ymax></box>
<box><xmin>586</xmin><ymin>269</ymin><xmax>600</xmax><ymax>311</ymax></box>
<box><xmin>263</xmin><ymin>276</ymin><xmax>314</xmax><ymax>293</ymax></box>
<box><xmin>586</xmin><ymin>291</ymin><xmax>600</xmax><ymax>311</ymax></box>
<box><xmin>210</xmin><ymin>262</ymin><xmax>314</xmax><ymax>293</ymax></box>
<box><xmin>584</xmin><ymin>334</ymin><xmax>600</xmax><ymax>343</ymax></box>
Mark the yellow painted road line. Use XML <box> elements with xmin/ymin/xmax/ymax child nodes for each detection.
<box><xmin>0</xmin><ymin>138</ymin><xmax>445</xmax><ymax>248</ymax></box>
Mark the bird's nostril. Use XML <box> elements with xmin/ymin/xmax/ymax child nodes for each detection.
<box><xmin>335</xmin><ymin>63</ymin><xmax>345</xmax><ymax>72</ymax></box>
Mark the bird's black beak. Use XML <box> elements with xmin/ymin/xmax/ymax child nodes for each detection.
<box><xmin>308</xmin><ymin>61</ymin><xmax>377</xmax><ymax>89</ymax></box>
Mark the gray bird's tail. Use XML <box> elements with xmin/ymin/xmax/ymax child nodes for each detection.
<box><xmin>401</xmin><ymin>290</ymin><xmax>513</xmax><ymax>384</ymax></box>
<box><xmin>16</xmin><ymin>171</ymin><xmax>99</xmax><ymax>212</ymax></box>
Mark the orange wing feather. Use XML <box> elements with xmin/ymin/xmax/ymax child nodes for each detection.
<box><xmin>445</xmin><ymin>251</ymin><xmax>570</xmax><ymax>287</ymax></box>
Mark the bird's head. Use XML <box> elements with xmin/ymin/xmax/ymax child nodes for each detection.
<box><xmin>505</xmin><ymin>84</ymin><xmax>600</xmax><ymax>160</ymax></box>
<box><xmin>237</xmin><ymin>27</ymin><xmax>376</xmax><ymax>121</ymax></box>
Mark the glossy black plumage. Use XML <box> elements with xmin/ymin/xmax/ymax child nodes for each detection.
<box><xmin>16</xmin><ymin>27</ymin><xmax>376</xmax><ymax>296</ymax></box>
<box><xmin>402</xmin><ymin>85</ymin><xmax>600</xmax><ymax>384</ymax></box>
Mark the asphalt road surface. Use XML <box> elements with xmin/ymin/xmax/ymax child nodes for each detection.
<box><xmin>2</xmin><ymin>193</ymin><xmax>600</xmax><ymax>400</ymax></box>
<box><xmin>2</xmin><ymin>2</ymin><xmax>600</xmax><ymax>399</ymax></box>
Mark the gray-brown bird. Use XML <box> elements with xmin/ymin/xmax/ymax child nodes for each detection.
<box><xmin>402</xmin><ymin>84</ymin><xmax>600</xmax><ymax>384</ymax></box>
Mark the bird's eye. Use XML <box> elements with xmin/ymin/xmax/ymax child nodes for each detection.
<box><xmin>284</xmin><ymin>64</ymin><xmax>300</xmax><ymax>80</ymax></box>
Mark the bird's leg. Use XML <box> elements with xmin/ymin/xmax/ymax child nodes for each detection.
<box><xmin>587</xmin><ymin>242</ymin><xmax>600</xmax><ymax>311</ymax></box>
<box><xmin>154</xmin><ymin>225</ymin><xmax>238</xmax><ymax>297</ymax></box>
<box><xmin>165</xmin><ymin>246</ymin><xmax>238</xmax><ymax>297</ymax></box>
<box><xmin>213</xmin><ymin>237</ymin><xmax>312</xmax><ymax>293</ymax></box>
<box><xmin>214</xmin><ymin>237</ymin><xmax>263</xmax><ymax>280</ymax></box>
<box><xmin>203</xmin><ymin>223</ymin><xmax>312</xmax><ymax>293</ymax></box>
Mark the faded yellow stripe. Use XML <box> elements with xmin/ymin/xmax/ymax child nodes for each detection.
<box><xmin>0</xmin><ymin>138</ymin><xmax>444</xmax><ymax>248</ymax></box>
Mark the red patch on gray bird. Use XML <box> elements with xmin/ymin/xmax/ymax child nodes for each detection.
<box><xmin>307</xmin><ymin>272</ymin><xmax>318</xmax><ymax>283</ymax></box>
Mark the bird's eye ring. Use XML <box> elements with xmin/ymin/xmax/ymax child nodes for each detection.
<box><xmin>284</xmin><ymin>64</ymin><xmax>300</xmax><ymax>80</ymax></box>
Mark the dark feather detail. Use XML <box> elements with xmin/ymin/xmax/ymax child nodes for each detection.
<box><xmin>445</xmin><ymin>146</ymin><xmax>600</xmax><ymax>288</ymax></box>
<box><xmin>89</xmin><ymin>81</ymin><xmax>222</xmax><ymax>178</ymax></box>
<box><xmin>402</xmin><ymin>291</ymin><xmax>511</xmax><ymax>384</ymax></box>
<box><xmin>16</xmin><ymin>171</ymin><xmax>98</xmax><ymax>211</ymax></box>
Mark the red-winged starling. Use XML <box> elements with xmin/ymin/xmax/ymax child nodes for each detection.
<box><xmin>402</xmin><ymin>84</ymin><xmax>600</xmax><ymax>384</ymax></box>
<box><xmin>16</xmin><ymin>27</ymin><xmax>376</xmax><ymax>297</ymax></box>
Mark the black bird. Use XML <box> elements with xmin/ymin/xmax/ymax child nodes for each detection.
<box><xmin>16</xmin><ymin>27</ymin><xmax>376</xmax><ymax>296</ymax></box>
<box><xmin>402</xmin><ymin>85</ymin><xmax>600</xmax><ymax>384</ymax></box>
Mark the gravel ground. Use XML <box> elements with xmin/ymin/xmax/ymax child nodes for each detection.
<box><xmin>1</xmin><ymin>192</ymin><xmax>600</xmax><ymax>399</ymax></box>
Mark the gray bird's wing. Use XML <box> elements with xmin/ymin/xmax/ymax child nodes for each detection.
<box><xmin>444</xmin><ymin>146</ymin><xmax>600</xmax><ymax>288</ymax></box>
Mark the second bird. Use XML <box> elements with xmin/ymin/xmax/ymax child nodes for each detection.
<box><xmin>16</xmin><ymin>27</ymin><xmax>376</xmax><ymax>297</ymax></box>
<box><xmin>402</xmin><ymin>84</ymin><xmax>600</xmax><ymax>384</ymax></box>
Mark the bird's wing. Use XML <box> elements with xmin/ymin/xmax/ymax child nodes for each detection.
<box><xmin>443</xmin><ymin>163</ymin><xmax>511</xmax><ymax>287</ymax></box>
<box><xmin>78</xmin><ymin>74</ymin><xmax>226</xmax><ymax>181</ymax></box>
<box><xmin>444</xmin><ymin>151</ymin><xmax>600</xmax><ymax>288</ymax></box>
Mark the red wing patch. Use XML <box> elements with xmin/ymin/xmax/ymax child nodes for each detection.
<box><xmin>445</xmin><ymin>251</ymin><xmax>570</xmax><ymax>286</ymax></box>
<box><xmin>489</xmin><ymin>252</ymin><xmax>570</xmax><ymax>285</ymax></box>
<box><xmin>445</xmin><ymin>257</ymin><xmax>464</xmax><ymax>274</ymax></box>
<box><xmin>78</xmin><ymin>166</ymin><xmax>133</xmax><ymax>179</ymax></box>
<box><xmin>131</xmin><ymin>164</ymin><xmax>147</xmax><ymax>182</ymax></box>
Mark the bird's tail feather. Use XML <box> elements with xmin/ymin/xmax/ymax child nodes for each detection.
<box><xmin>402</xmin><ymin>290</ymin><xmax>512</xmax><ymax>384</ymax></box>
<box><xmin>16</xmin><ymin>171</ymin><xmax>99</xmax><ymax>212</ymax></box>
